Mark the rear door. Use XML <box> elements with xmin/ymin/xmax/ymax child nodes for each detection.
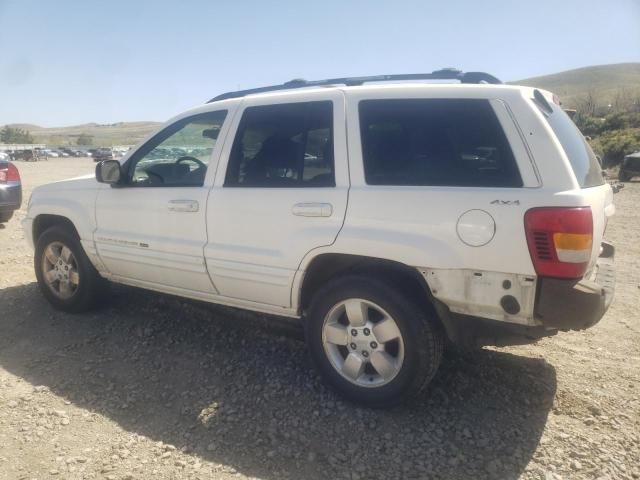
<box><xmin>334</xmin><ymin>93</ymin><xmax>543</xmax><ymax>324</ymax></box>
<box><xmin>345</xmin><ymin>95</ymin><xmax>537</xmax><ymax>273</ymax></box>
<box><xmin>205</xmin><ymin>90</ymin><xmax>349</xmax><ymax>308</ymax></box>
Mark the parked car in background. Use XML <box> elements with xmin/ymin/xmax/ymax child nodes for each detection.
<box><xmin>112</xmin><ymin>147</ymin><xmax>130</xmax><ymax>158</ymax></box>
<box><xmin>619</xmin><ymin>152</ymin><xmax>640</xmax><ymax>182</ymax></box>
<box><xmin>11</xmin><ymin>149</ymin><xmax>41</xmax><ymax>162</ymax></box>
<box><xmin>60</xmin><ymin>148</ymin><xmax>77</xmax><ymax>157</ymax></box>
<box><xmin>92</xmin><ymin>148</ymin><xmax>114</xmax><ymax>162</ymax></box>
<box><xmin>0</xmin><ymin>160</ymin><xmax>22</xmax><ymax>223</ymax></box>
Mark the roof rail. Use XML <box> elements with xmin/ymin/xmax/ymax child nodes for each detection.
<box><xmin>207</xmin><ymin>68</ymin><xmax>502</xmax><ymax>103</ymax></box>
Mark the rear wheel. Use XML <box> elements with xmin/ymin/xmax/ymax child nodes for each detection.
<box><xmin>35</xmin><ymin>225</ymin><xmax>106</xmax><ymax>313</ymax></box>
<box><xmin>305</xmin><ymin>275</ymin><xmax>443</xmax><ymax>407</ymax></box>
<box><xmin>0</xmin><ymin>211</ymin><xmax>13</xmax><ymax>223</ymax></box>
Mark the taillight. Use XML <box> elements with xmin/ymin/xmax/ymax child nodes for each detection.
<box><xmin>524</xmin><ymin>207</ymin><xmax>593</xmax><ymax>279</ymax></box>
<box><xmin>0</xmin><ymin>163</ymin><xmax>20</xmax><ymax>183</ymax></box>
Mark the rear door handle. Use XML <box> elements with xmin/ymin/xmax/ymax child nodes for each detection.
<box><xmin>168</xmin><ymin>199</ymin><xmax>199</xmax><ymax>212</ymax></box>
<box><xmin>292</xmin><ymin>203</ymin><xmax>333</xmax><ymax>217</ymax></box>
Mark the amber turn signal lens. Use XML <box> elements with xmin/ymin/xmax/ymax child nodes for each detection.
<box><xmin>552</xmin><ymin>233</ymin><xmax>593</xmax><ymax>251</ymax></box>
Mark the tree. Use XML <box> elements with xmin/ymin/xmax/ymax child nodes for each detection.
<box><xmin>76</xmin><ymin>133</ymin><xmax>93</xmax><ymax>145</ymax></box>
<box><xmin>576</xmin><ymin>88</ymin><xmax>599</xmax><ymax>117</ymax></box>
<box><xmin>0</xmin><ymin>126</ymin><xmax>34</xmax><ymax>144</ymax></box>
<box><xmin>613</xmin><ymin>88</ymin><xmax>634</xmax><ymax>113</ymax></box>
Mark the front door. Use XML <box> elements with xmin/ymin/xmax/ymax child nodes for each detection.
<box><xmin>94</xmin><ymin>109</ymin><xmax>230</xmax><ymax>295</ymax></box>
<box><xmin>206</xmin><ymin>92</ymin><xmax>349</xmax><ymax>308</ymax></box>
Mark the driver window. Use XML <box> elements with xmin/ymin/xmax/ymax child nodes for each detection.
<box><xmin>128</xmin><ymin>110</ymin><xmax>227</xmax><ymax>187</ymax></box>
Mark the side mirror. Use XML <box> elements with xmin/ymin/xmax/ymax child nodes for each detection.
<box><xmin>96</xmin><ymin>160</ymin><xmax>122</xmax><ymax>184</ymax></box>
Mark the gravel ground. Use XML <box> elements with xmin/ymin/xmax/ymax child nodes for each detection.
<box><xmin>0</xmin><ymin>157</ymin><xmax>638</xmax><ymax>480</ymax></box>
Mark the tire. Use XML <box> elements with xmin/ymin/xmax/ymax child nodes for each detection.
<box><xmin>305</xmin><ymin>275</ymin><xmax>443</xmax><ymax>407</ymax></box>
<box><xmin>0</xmin><ymin>211</ymin><xmax>13</xmax><ymax>223</ymax></box>
<box><xmin>34</xmin><ymin>225</ymin><xmax>107</xmax><ymax>313</ymax></box>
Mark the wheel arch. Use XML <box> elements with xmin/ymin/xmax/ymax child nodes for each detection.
<box><xmin>32</xmin><ymin>214</ymin><xmax>80</xmax><ymax>245</ymax></box>
<box><xmin>297</xmin><ymin>253</ymin><xmax>442</xmax><ymax>326</ymax></box>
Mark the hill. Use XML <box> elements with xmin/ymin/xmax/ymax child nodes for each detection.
<box><xmin>513</xmin><ymin>63</ymin><xmax>640</xmax><ymax>166</ymax></box>
<box><xmin>2</xmin><ymin>121</ymin><xmax>162</xmax><ymax>146</ymax></box>
<box><xmin>512</xmin><ymin>63</ymin><xmax>640</xmax><ymax>109</ymax></box>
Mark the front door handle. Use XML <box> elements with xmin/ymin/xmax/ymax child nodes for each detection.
<box><xmin>292</xmin><ymin>203</ymin><xmax>333</xmax><ymax>217</ymax></box>
<box><xmin>168</xmin><ymin>199</ymin><xmax>199</xmax><ymax>212</ymax></box>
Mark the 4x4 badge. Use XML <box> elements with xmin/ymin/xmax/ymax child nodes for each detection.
<box><xmin>490</xmin><ymin>199</ymin><xmax>520</xmax><ymax>205</ymax></box>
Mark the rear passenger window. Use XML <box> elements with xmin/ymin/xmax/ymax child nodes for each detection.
<box><xmin>359</xmin><ymin>99</ymin><xmax>522</xmax><ymax>187</ymax></box>
<box><xmin>225</xmin><ymin>101</ymin><xmax>334</xmax><ymax>187</ymax></box>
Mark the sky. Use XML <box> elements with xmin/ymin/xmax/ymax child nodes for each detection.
<box><xmin>1</xmin><ymin>0</ymin><xmax>639</xmax><ymax>126</ymax></box>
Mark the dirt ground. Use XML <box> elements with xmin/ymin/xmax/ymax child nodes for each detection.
<box><xmin>0</xmin><ymin>157</ymin><xmax>638</xmax><ymax>480</ymax></box>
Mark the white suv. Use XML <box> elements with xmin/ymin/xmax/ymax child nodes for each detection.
<box><xmin>23</xmin><ymin>70</ymin><xmax>615</xmax><ymax>406</ymax></box>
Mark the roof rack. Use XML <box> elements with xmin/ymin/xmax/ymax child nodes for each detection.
<box><xmin>207</xmin><ymin>68</ymin><xmax>502</xmax><ymax>103</ymax></box>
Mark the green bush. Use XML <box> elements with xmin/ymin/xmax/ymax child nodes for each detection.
<box><xmin>573</xmin><ymin>109</ymin><xmax>640</xmax><ymax>166</ymax></box>
<box><xmin>598</xmin><ymin>128</ymin><xmax>640</xmax><ymax>166</ymax></box>
<box><xmin>76</xmin><ymin>133</ymin><xmax>93</xmax><ymax>145</ymax></box>
<box><xmin>574</xmin><ymin>113</ymin><xmax>602</xmax><ymax>136</ymax></box>
<box><xmin>589</xmin><ymin>137</ymin><xmax>604</xmax><ymax>158</ymax></box>
<box><xmin>600</xmin><ymin>112</ymin><xmax>640</xmax><ymax>132</ymax></box>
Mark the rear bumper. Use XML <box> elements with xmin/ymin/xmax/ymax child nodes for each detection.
<box><xmin>534</xmin><ymin>241</ymin><xmax>615</xmax><ymax>331</ymax></box>
<box><xmin>436</xmin><ymin>310</ymin><xmax>558</xmax><ymax>348</ymax></box>
<box><xmin>0</xmin><ymin>182</ymin><xmax>22</xmax><ymax>212</ymax></box>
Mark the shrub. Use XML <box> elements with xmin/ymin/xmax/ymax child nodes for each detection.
<box><xmin>574</xmin><ymin>113</ymin><xmax>602</xmax><ymax>136</ymax></box>
<box><xmin>598</xmin><ymin>128</ymin><xmax>640</xmax><ymax>166</ymax></box>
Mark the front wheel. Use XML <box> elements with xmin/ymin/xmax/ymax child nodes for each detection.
<box><xmin>305</xmin><ymin>275</ymin><xmax>443</xmax><ymax>407</ymax></box>
<box><xmin>34</xmin><ymin>225</ymin><xmax>107</xmax><ymax>313</ymax></box>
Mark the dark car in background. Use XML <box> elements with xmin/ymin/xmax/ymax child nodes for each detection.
<box><xmin>0</xmin><ymin>160</ymin><xmax>22</xmax><ymax>223</ymax></box>
<box><xmin>60</xmin><ymin>148</ymin><xmax>81</xmax><ymax>157</ymax></box>
<box><xmin>619</xmin><ymin>152</ymin><xmax>640</xmax><ymax>182</ymax></box>
<box><xmin>91</xmin><ymin>148</ymin><xmax>114</xmax><ymax>162</ymax></box>
<box><xmin>9</xmin><ymin>149</ymin><xmax>41</xmax><ymax>162</ymax></box>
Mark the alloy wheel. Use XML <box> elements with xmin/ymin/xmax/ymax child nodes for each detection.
<box><xmin>41</xmin><ymin>241</ymin><xmax>80</xmax><ymax>300</ymax></box>
<box><xmin>322</xmin><ymin>298</ymin><xmax>405</xmax><ymax>388</ymax></box>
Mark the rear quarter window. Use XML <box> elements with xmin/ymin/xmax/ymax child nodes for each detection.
<box><xmin>359</xmin><ymin>99</ymin><xmax>522</xmax><ymax>187</ymax></box>
<box><xmin>539</xmin><ymin>100</ymin><xmax>604</xmax><ymax>188</ymax></box>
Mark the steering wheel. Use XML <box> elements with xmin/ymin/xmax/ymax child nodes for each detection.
<box><xmin>176</xmin><ymin>156</ymin><xmax>206</xmax><ymax>169</ymax></box>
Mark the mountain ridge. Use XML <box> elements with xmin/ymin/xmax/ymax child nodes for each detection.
<box><xmin>511</xmin><ymin>62</ymin><xmax>640</xmax><ymax>108</ymax></box>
